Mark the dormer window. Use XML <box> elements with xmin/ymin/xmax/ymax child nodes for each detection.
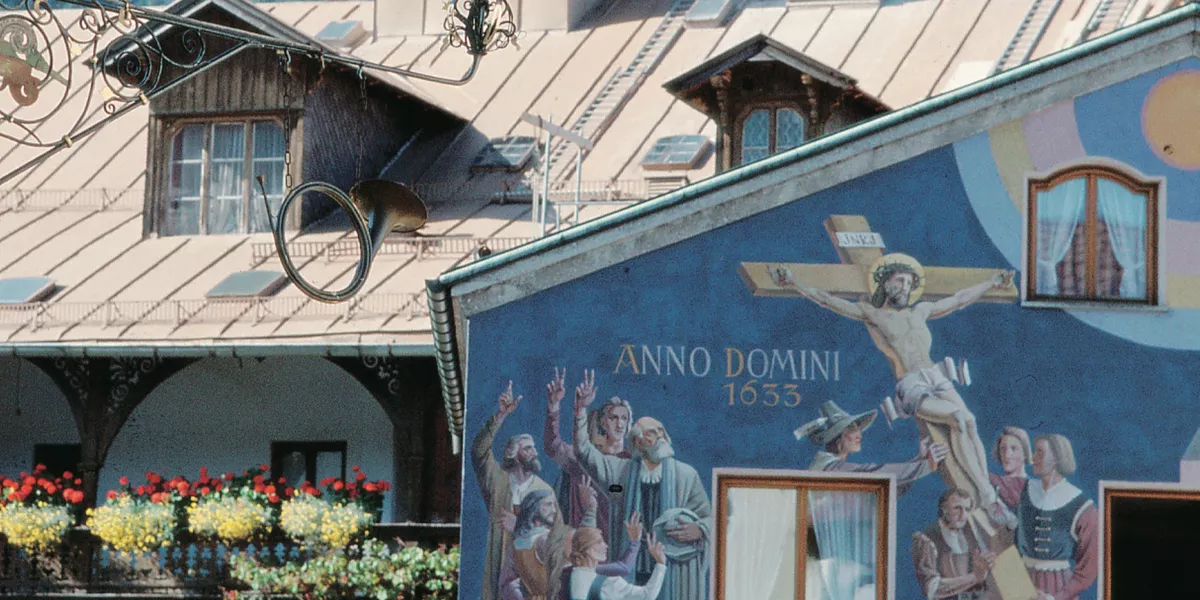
<box><xmin>164</xmin><ymin>119</ymin><xmax>285</xmax><ymax>236</ymax></box>
<box><xmin>739</xmin><ymin>106</ymin><xmax>805</xmax><ymax>165</ymax></box>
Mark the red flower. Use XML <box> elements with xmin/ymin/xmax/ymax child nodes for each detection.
<box><xmin>355</xmin><ymin>472</ymin><xmax>367</xmax><ymax>482</ymax></box>
<box><xmin>320</xmin><ymin>477</ymin><xmax>336</xmax><ymax>487</ymax></box>
<box><xmin>363</xmin><ymin>482</ymin><xmax>377</xmax><ymax>492</ymax></box>
<box><xmin>23</xmin><ymin>476</ymin><xmax>35</xmax><ymax>486</ymax></box>
<box><xmin>34</xmin><ymin>464</ymin><xmax>46</xmax><ymax>473</ymax></box>
<box><xmin>62</xmin><ymin>471</ymin><xmax>73</xmax><ymax>480</ymax></box>
<box><xmin>265</xmin><ymin>485</ymin><xmax>276</xmax><ymax>495</ymax></box>
<box><xmin>252</xmin><ymin>475</ymin><xmax>265</xmax><ymax>484</ymax></box>
<box><xmin>267</xmin><ymin>493</ymin><xmax>280</xmax><ymax>503</ymax></box>
<box><xmin>351</xmin><ymin>465</ymin><xmax>360</xmax><ymax>472</ymax></box>
<box><xmin>200</xmin><ymin>486</ymin><xmax>211</xmax><ymax>495</ymax></box>
<box><xmin>7</xmin><ymin>492</ymin><xmax>19</xmax><ymax>502</ymax></box>
<box><xmin>45</xmin><ymin>484</ymin><xmax>57</xmax><ymax>495</ymax></box>
<box><xmin>118</xmin><ymin>476</ymin><xmax>129</xmax><ymax>486</ymax></box>
<box><xmin>107</xmin><ymin>490</ymin><xmax>118</xmax><ymax>500</ymax></box>
<box><xmin>284</xmin><ymin>487</ymin><xmax>295</xmax><ymax>497</ymax></box>
<box><xmin>333</xmin><ymin>481</ymin><xmax>345</xmax><ymax>491</ymax></box>
<box><xmin>199</xmin><ymin>467</ymin><xmax>208</xmax><ymax>478</ymax></box>
<box><xmin>258</xmin><ymin>464</ymin><xmax>269</xmax><ymax>472</ymax></box>
<box><xmin>149</xmin><ymin>473</ymin><xmax>162</xmax><ymax>484</ymax></box>
<box><xmin>74</xmin><ymin>478</ymin><xmax>82</xmax><ymax>485</ymax></box>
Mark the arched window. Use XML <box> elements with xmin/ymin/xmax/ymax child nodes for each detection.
<box><xmin>738</xmin><ymin>107</ymin><xmax>805</xmax><ymax>166</ymax></box>
<box><xmin>1026</xmin><ymin>165</ymin><xmax>1159</xmax><ymax>304</ymax></box>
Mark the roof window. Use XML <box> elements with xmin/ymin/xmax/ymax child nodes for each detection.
<box><xmin>471</xmin><ymin>136</ymin><xmax>537</xmax><ymax>173</ymax></box>
<box><xmin>0</xmin><ymin>276</ymin><xmax>57</xmax><ymax>304</ymax></box>
<box><xmin>316</xmin><ymin>20</ymin><xmax>370</xmax><ymax>48</ymax></box>
<box><xmin>206</xmin><ymin>271</ymin><xmax>289</xmax><ymax>299</ymax></box>
<box><xmin>641</xmin><ymin>135</ymin><xmax>711</xmax><ymax>171</ymax></box>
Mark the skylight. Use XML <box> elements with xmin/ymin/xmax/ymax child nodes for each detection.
<box><xmin>316</xmin><ymin>20</ymin><xmax>369</xmax><ymax>48</ymax></box>
<box><xmin>206</xmin><ymin>271</ymin><xmax>288</xmax><ymax>299</ymax></box>
<box><xmin>685</xmin><ymin>0</ymin><xmax>736</xmax><ymax>27</ymax></box>
<box><xmin>641</xmin><ymin>135</ymin><xmax>711</xmax><ymax>170</ymax></box>
<box><xmin>471</xmin><ymin>136</ymin><xmax>537</xmax><ymax>173</ymax></box>
<box><xmin>0</xmin><ymin>276</ymin><xmax>57</xmax><ymax>304</ymax></box>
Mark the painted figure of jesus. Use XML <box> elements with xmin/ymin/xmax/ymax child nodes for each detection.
<box><xmin>771</xmin><ymin>253</ymin><xmax>1013</xmax><ymax>509</ymax></box>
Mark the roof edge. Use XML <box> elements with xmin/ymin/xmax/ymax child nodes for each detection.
<box><xmin>0</xmin><ymin>342</ymin><xmax>434</xmax><ymax>358</ymax></box>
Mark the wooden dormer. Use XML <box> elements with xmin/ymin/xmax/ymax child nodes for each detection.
<box><xmin>664</xmin><ymin>34</ymin><xmax>889</xmax><ymax>173</ymax></box>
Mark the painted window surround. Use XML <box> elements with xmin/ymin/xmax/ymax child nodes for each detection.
<box><xmin>1022</xmin><ymin>160</ymin><xmax>1164</xmax><ymax>311</ymax></box>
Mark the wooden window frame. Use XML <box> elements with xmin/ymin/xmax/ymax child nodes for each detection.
<box><xmin>713</xmin><ymin>468</ymin><xmax>895</xmax><ymax>600</ymax></box>
<box><xmin>270</xmin><ymin>440</ymin><xmax>347</xmax><ymax>486</ymax></box>
<box><xmin>1025</xmin><ymin>164</ymin><xmax>1159</xmax><ymax>305</ymax></box>
<box><xmin>1098</xmin><ymin>481</ymin><xmax>1200</xmax><ymax>599</ymax></box>
<box><xmin>163</xmin><ymin>115</ymin><xmax>288</xmax><ymax>236</ymax></box>
<box><xmin>733</xmin><ymin>103</ymin><xmax>806</xmax><ymax>167</ymax></box>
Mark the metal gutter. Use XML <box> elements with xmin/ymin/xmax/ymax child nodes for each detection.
<box><xmin>424</xmin><ymin>1</ymin><xmax>1200</xmax><ymax>447</ymax></box>
<box><xmin>0</xmin><ymin>343</ymin><xmax>434</xmax><ymax>358</ymax></box>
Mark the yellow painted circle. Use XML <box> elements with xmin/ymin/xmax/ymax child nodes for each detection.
<box><xmin>869</xmin><ymin>253</ymin><xmax>926</xmax><ymax>304</ymax></box>
<box><xmin>1143</xmin><ymin>70</ymin><xmax>1200</xmax><ymax>170</ymax></box>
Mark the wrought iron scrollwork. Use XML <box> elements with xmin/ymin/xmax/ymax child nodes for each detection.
<box><xmin>362</xmin><ymin>355</ymin><xmax>405</xmax><ymax>398</ymax></box>
<box><xmin>108</xmin><ymin>355</ymin><xmax>157</xmax><ymax>416</ymax></box>
<box><xmin>0</xmin><ymin>0</ymin><xmax>520</xmax><ymax>186</ymax></box>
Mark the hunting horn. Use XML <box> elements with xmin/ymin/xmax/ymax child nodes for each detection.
<box><xmin>260</xmin><ymin>177</ymin><xmax>428</xmax><ymax>303</ymax></box>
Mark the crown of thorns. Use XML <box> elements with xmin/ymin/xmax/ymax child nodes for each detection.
<box><xmin>872</xmin><ymin>261</ymin><xmax>923</xmax><ymax>287</ymax></box>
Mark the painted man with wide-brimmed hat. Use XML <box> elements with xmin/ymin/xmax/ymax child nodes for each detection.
<box><xmin>796</xmin><ymin>400</ymin><xmax>947</xmax><ymax>496</ymax></box>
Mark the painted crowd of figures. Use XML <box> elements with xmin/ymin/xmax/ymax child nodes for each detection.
<box><xmin>472</xmin><ymin>369</ymin><xmax>710</xmax><ymax>600</ymax></box>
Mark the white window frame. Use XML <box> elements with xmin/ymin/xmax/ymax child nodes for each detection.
<box><xmin>163</xmin><ymin>117</ymin><xmax>287</xmax><ymax>236</ymax></box>
<box><xmin>1096</xmin><ymin>480</ymin><xmax>1200</xmax><ymax>600</ymax></box>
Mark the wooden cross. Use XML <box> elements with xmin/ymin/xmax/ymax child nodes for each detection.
<box><xmin>738</xmin><ymin>215</ymin><xmax>1018</xmax><ymax>303</ymax></box>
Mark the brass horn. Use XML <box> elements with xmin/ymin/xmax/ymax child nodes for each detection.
<box><xmin>260</xmin><ymin>177</ymin><xmax>428</xmax><ymax>303</ymax></box>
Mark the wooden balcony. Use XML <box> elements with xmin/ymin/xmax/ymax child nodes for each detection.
<box><xmin>0</xmin><ymin>523</ymin><xmax>459</xmax><ymax>598</ymax></box>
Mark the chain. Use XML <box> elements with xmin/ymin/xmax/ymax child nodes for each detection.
<box><xmin>355</xmin><ymin>66</ymin><xmax>367</xmax><ymax>183</ymax></box>
<box><xmin>281</xmin><ymin>51</ymin><xmax>294</xmax><ymax>192</ymax></box>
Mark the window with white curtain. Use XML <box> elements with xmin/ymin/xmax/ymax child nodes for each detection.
<box><xmin>738</xmin><ymin>106</ymin><xmax>806</xmax><ymax>166</ymax></box>
<box><xmin>164</xmin><ymin>119</ymin><xmax>286</xmax><ymax>236</ymax></box>
<box><xmin>715</xmin><ymin>471</ymin><xmax>891</xmax><ymax>600</ymax></box>
<box><xmin>1026</xmin><ymin>165</ymin><xmax>1158</xmax><ymax>304</ymax></box>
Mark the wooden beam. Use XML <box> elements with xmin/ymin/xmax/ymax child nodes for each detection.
<box><xmin>739</xmin><ymin>262</ymin><xmax>1018</xmax><ymax>303</ymax></box>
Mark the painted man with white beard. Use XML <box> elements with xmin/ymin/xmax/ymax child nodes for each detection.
<box><xmin>573</xmin><ymin>370</ymin><xmax>711</xmax><ymax>600</ymax></box>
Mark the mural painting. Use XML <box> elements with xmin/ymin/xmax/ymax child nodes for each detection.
<box><xmin>460</xmin><ymin>60</ymin><xmax>1200</xmax><ymax>600</ymax></box>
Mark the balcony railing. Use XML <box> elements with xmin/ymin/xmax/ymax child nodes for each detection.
<box><xmin>0</xmin><ymin>523</ymin><xmax>458</xmax><ymax>598</ymax></box>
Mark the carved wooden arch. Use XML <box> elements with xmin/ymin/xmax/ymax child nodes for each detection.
<box><xmin>23</xmin><ymin>356</ymin><xmax>200</xmax><ymax>507</ymax></box>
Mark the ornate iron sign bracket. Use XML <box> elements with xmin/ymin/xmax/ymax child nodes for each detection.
<box><xmin>0</xmin><ymin>0</ymin><xmax>519</xmax><ymax>185</ymax></box>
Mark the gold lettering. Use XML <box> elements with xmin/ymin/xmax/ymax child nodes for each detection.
<box><xmin>725</xmin><ymin>347</ymin><xmax>744</xmax><ymax>378</ymax></box>
<box><xmin>614</xmin><ymin>344</ymin><xmax>639</xmax><ymax>375</ymax></box>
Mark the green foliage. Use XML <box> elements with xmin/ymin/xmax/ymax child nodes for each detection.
<box><xmin>227</xmin><ymin>539</ymin><xmax>459</xmax><ymax>600</ymax></box>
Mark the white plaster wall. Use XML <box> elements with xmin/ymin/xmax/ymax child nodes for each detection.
<box><xmin>0</xmin><ymin>358</ymin><xmax>79</xmax><ymax>476</ymax></box>
<box><xmin>102</xmin><ymin>357</ymin><xmax>397</xmax><ymax>520</ymax></box>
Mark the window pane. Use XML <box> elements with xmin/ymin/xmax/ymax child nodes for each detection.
<box><xmin>166</xmin><ymin>125</ymin><xmax>204</xmax><ymax>236</ymax></box>
<box><xmin>1034</xmin><ymin>178</ymin><xmax>1087</xmax><ymax>296</ymax></box>
<box><xmin>1096</xmin><ymin>178</ymin><xmax>1147</xmax><ymax>299</ymax></box>
<box><xmin>207</xmin><ymin>123</ymin><xmax>245</xmax><ymax>234</ymax></box>
<box><xmin>251</xmin><ymin>122</ymin><xmax>286</xmax><ymax>234</ymax></box>
<box><xmin>741</xmin><ymin>110</ymin><xmax>770</xmax><ymax>165</ymax></box>
<box><xmin>314</xmin><ymin>451</ymin><xmax>344</xmax><ymax>484</ymax></box>
<box><xmin>724</xmin><ymin>487</ymin><xmax>797</xmax><ymax>600</ymax></box>
<box><xmin>776</xmin><ymin>109</ymin><xmax>805</xmax><ymax>152</ymax></box>
<box><xmin>278</xmin><ymin>451</ymin><xmax>307</xmax><ymax>488</ymax></box>
<box><xmin>806</xmin><ymin>489</ymin><xmax>878</xmax><ymax>600</ymax></box>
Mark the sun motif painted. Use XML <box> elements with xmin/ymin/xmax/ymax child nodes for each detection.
<box><xmin>1142</xmin><ymin>70</ymin><xmax>1200</xmax><ymax>170</ymax></box>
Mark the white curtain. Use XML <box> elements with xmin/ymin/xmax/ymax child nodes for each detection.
<box><xmin>1035</xmin><ymin>178</ymin><xmax>1087</xmax><ymax>295</ymax></box>
<box><xmin>206</xmin><ymin>123</ymin><xmax>245</xmax><ymax>234</ymax></box>
<box><xmin>807</xmin><ymin>490</ymin><xmax>877</xmax><ymax>600</ymax></box>
<box><xmin>723</xmin><ymin>487</ymin><xmax>797</xmax><ymax>600</ymax></box>
<box><xmin>250</xmin><ymin>122</ymin><xmax>286</xmax><ymax>234</ymax></box>
<box><xmin>1097</xmin><ymin>178</ymin><xmax>1147</xmax><ymax>299</ymax></box>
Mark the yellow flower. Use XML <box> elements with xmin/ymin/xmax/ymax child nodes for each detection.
<box><xmin>0</xmin><ymin>504</ymin><xmax>72</xmax><ymax>552</ymax></box>
<box><xmin>87</xmin><ymin>496</ymin><xmax>175</xmax><ymax>553</ymax></box>
<box><xmin>187</xmin><ymin>497</ymin><xmax>270</xmax><ymax>541</ymax></box>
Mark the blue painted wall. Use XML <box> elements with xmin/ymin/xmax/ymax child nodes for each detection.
<box><xmin>459</xmin><ymin>61</ymin><xmax>1200</xmax><ymax>600</ymax></box>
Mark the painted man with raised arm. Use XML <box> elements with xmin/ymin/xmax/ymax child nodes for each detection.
<box><xmin>474</xmin><ymin>381</ymin><xmax>557</xmax><ymax>600</ymax></box>
<box><xmin>772</xmin><ymin>253</ymin><xmax>1013</xmax><ymax>510</ymax></box>
<box><xmin>572</xmin><ymin>370</ymin><xmax>711</xmax><ymax>600</ymax></box>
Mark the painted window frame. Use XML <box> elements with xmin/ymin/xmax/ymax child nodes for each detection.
<box><xmin>733</xmin><ymin>103</ymin><xmax>807</xmax><ymax>167</ymax></box>
<box><xmin>162</xmin><ymin>115</ymin><xmax>288</xmax><ymax>237</ymax></box>
<box><xmin>1097</xmin><ymin>480</ymin><xmax>1200</xmax><ymax>600</ymax></box>
<box><xmin>1024</xmin><ymin>163</ymin><xmax>1161</xmax><ymax>307</ymax></box>
<box><xmin>712</xmin><ymin>467</ymin><xmax>896</xmax><ymax>600</ymax></box>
